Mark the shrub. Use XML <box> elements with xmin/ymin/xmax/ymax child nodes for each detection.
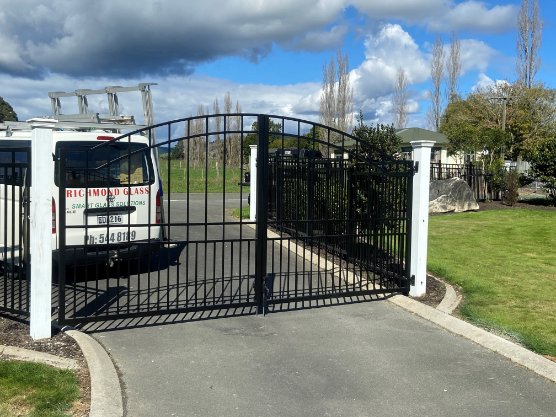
<box><xmin>529</xmin><ymin>138</ymin><xmax>556</xmax><ymax>206</ymax></box>
<box><xmin>502</xmin><ymin>170</ymin><xmax>520</xmax><ymax>206</ymax></box>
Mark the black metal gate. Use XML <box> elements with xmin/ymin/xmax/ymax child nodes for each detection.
<box><xmin>0</xmin><ymin>143</ymin><xmax>31</xmax><ymax>317</ymax></box>
<box><xmin>56</xmin><ymin>115</ymin><xmax>414</xmax><ymax>325</ymax></box>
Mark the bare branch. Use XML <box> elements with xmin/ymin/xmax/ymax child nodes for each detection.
<box><xmin>429</xmin><ymin>35</ymin><xmax>445</xmax><ymax>131</ymax></box>
<box><xmin>392</xmin><ymin>68</ymin><xmax>408</xmax><ymax>129</ymax></box>
<box><xmin>446</xmin><ymin>32</ymin><xmax>461</xmax><ymax>102</ymax></box>
<box><xmin>319</xmin><ymin>50</ymin><xmax>353</xmax><ymax>137</ymax></box>
<box><xmin>517</xmin><ymin>0</ymin><xmax>543</xmax><ymax>88</ymax></box>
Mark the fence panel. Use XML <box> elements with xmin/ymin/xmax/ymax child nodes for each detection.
<box><xmin>430</xmin><ymin>162</ymin><xmax>499</xmax><ymax>201</ymax></box>
<box><xmin>0</xmin><ymin>145</ymin><xmax>31</xmax><ymax>316</ymax></box>
<box><xmin>267</xmin><ymin>153</ymin><xmax>414</xmax><ymax>302</ymax></box>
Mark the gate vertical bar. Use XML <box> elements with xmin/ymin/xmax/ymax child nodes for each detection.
<box><xmin>404</xmin><ymin>161</ymin><xmax>415</xmax><ymax>294</ymax></box>
<box><xmin>57</xmin><ymin>148</ymin><xmax>67</xmax><ymax>324</ymax></box>
<box><xmin>255</xmin><ymin>115</ymin><xmax>269</xmax><ymax>313</ymax></box>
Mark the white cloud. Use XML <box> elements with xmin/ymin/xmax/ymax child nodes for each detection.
<box><xmin>285</xmin><ymin>26</ymin><xmax>348</xmax><ymax>51</ymax></box>
<box><xmin>0</xmin><ymin>0</ymin><xmax>347</xmax><ymax>77</ymax></box>
<box><xmin>471</xmin><ymin>73</ymin><xmax>510</xmax><ymax>92</ymax></box>
<box><xmin>0</xmin><ymin>0</ymin><xmax>518</xmax><ymax>79</ymax></box>
<box><xmin>349</xmin><ymin>0</ymin><xmax>449</xmax><ymax>22</ymax></box>
<box><xmin>0</xmin><ymin>1</ymin><xmax>517</xmax><ymax>129</ymax></box>
<box><xmin>352</xmin><ymin>24</ymin><xmax>429</xmax><ymax>100</ymax></box>
<box><xmin>0</xmin><ymin>72</ymin><xmax>323</xmax><ymax>125</ymax></box>
<box><xmin>427</xmin><ymin>1</ymin><xmax>517</xmax><ymax>33</ymax></box>
<box><xmin>459</xmin><ymin>39</ymin><xmax>498</xmax><ymax>74</ymax></box>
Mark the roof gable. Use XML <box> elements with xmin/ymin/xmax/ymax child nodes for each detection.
<box><xmin>396</xmin><ymin>127</ymin><xmax>448</xmax><ymax>145</ymax></box>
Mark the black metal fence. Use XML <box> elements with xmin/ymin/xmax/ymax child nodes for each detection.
<box><xmin>0</xmin><ymin>114</ymin><xmax>415</xmax><ymax>325</ymax></box>
<box><xmin>267</xmin><ymin>156</ymin><xmax>414</xmax><ymax>297</ymax></box>
<box><xmin>429</xmin><ymin>162</ymin><xmax>499</xmax><ymax>201</ymax></box>
<box><xmin>0</xmin><ymin>144</ymin><xmax>31</xmax><ymax>317</ymax></box>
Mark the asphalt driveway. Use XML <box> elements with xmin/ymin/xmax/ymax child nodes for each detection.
<box><xmin>92</xmin><ymin>300</ymin><xmax>556</xmax><ymax>417</ymax></box>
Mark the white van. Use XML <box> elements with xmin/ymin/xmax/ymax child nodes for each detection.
<box><xmin>1</xmin><ymin>128</ymin><xmax>163</xmax><ymax>269</ymax></box>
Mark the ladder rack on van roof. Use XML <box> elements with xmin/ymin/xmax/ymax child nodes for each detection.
<box><xmin>49</xmin><ymin>83</ymin><xmax>156</xmax><ymax>127</ymax></box>
<box><xmin>0</xmin><ymin>118</ymin><xmax>148</xmax><ymax>137</ymax></box>
<box><xmin>0</xmin><ymin>83</ymin><xmax>156</xmax><ymax>137</ymax></box>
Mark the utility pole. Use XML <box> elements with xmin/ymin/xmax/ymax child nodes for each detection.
<box><xmin>489</xmin><ymin>96</ymin><xmax>509</xmax><ymax>131</ymax></box>
<box><xmin>489</xmin><ymin>96</ymin><xmax>512</xmax><ymax>159</ymax></box>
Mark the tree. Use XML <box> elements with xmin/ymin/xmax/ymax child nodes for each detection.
<box><xmin>504</xmin><ymin>84</ymin><xmax>556</xmax><ymax>158</ymax></box>
<box><xmin>212</xmin><ymin>97</ymin><xmax>223</xmax><ymax>175</ymax></box>
<box><xmin>192</xmin><ymin>105</ymin><xmax>207</xmax><ymax>168</ymax></box>
<box><xmin>0</xmin><ymin>97</ymin><xmax>18</xmax><ymax>122</ymax></box>
<box><xmin>428</xmin><ymin>36</ymin><xmax>445</xmax><ymax>131</ymax></box>
<box><xmin>392</xmin><ymin>68</ymin><xmax>408</xmax><ymax>129</ymax></box>
<box><xmin>242</xmin><ymin>119</ymin><xmax>283</xmax><ymax>161</ymax></box>
<box><xmin>439</xmin><ymin>87</ymin><xmax>512</xmax><ymax>164</ymax></box>
<box><xmin>446</xmin><ymin>32</ymin><xmax>461</xmax><ymax>102</ymax></box>
<box><xmin>529</xmin><ymin>137</ymin><xmax>556</xmax><ymax>205</ymax></box>
<box><xmin>352</xmin><ymin>112</ymin><xmax>401</xmax><ymax>161</ymax></box>
<box><xmin>320</xmin><ymin>50</ymin><xmax>353</xmax><ymax>137</ymax></box>
<box><xmin>517</xmin><ymin>0</ymin><xmax>542</xmax><ymax>88</ymax></box>
<box><xmin>440</xmin><ymin>82</ymin><xmax>556</xmax><ymax>162</ymax></box>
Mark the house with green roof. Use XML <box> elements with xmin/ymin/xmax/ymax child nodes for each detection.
<box><xmin>396</xmin><ymin>127</ymin><xmax>456</xmax><ymax>164</ymax></box>
<box><xmin>331</xmin><ymin>127</ymin><xmax>458</xmax><ymax>164</ymax></box>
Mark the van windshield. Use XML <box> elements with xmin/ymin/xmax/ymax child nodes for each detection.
<box><xmin>55</xmin><ymin>141</ymin><xmax>154</xmax><ymax>188</ymax></box>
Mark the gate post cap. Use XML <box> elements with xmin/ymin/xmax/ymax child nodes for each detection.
<box><xmin>410</xmin><ymin>140</ymin><xmax>436</xmax><ymax>149</ymax></box>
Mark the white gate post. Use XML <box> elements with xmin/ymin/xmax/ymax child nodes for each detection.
<box><xmin>409</xmin><ymin>140</ymin><xmax>435</xmax><ymax>297</ymax></box>
<box><xmin>30</xmin><ymin>125</ymin><xmax>54</xmax><ymax>340</ymax></box>
<box><xmin>249</xmin><ymin>145</ymin><xmax>257</xmax><ymax>222</ymax></box>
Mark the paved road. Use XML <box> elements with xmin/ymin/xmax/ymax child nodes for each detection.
<box><xmin>93</xmin><ymin>300</ymin><xmax>556</xmax><ymax>417</ymax></box>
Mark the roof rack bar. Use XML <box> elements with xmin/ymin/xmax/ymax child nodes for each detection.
<box><xmin>1</xmin><ymin>120</ymin><xmax>147</xmax><ymax>132</ymax></box>
<box><xmin>47</xmin><ymin>83</ymin><xmax>157</xmax><ymax>125</ymax></box>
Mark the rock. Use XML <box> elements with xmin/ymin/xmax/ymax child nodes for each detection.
<box><xmin>429</xmin><ymin>177</ymin><xmax>479</xmax><ymax>213</ymax></box>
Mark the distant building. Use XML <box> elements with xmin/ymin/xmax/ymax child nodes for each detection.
<box><xmin>330</xmin><ymin>127</ymin><xmax>456</xmax><ymax>164</ymax></box>
<box><xmin>396</xmin><ymin>127</ymin><xmax>455</xmax><ymax>164</ymax></box>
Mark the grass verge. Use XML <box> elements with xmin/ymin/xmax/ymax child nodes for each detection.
<box><xmin>427</xmin><ymin>208</ymin><xmax>556</xmax><ymax>356</ymax></box>
<box><xmin>230</xmin><ymin>206</ymin><xmax>250</xmax><ymax>219</ymax></box>
<box><xmin>159</xmin><ymin>159</ymin><xmax>243</xmax><ymax>193</ymax></box>
<box><xmin>0</xmin><ymin>360</ymin><xmax>80</xmax><ymax>417</ymax></box>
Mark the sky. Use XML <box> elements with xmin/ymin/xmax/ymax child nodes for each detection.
<box><xmin>1</xmin><ymin>0</ymin><xmax>555</xmax><ymax>130</ymax></box>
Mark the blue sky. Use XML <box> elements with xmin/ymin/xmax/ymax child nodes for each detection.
<box><xmin>1</xmin><ymin>0</ymin><xmax>554</xmax><ymax>130</ymax></box>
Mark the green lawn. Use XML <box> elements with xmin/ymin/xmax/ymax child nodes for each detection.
<box><xmin>428</xmin><ymin>208</ymin><xmax>556</xmax><ymax>356</ymax></box>
<box><xmin>159</xmin><ymin>158</ymin><xmax>243</xmax><ymax>193</ymax></box>
<box><xmin>230</xmin><ymin>206</ymin><xmax>250</xmax><ymax>219</ymax></box>
<box><xmin>0</xmin><ymin>360</ymin><xmax>80</xmax><ymax>417</ymax></box>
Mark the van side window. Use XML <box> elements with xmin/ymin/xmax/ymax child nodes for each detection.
<box><xmin>0</xmin><ymin>151</ymin><xmax>29</xmax><ymax>186</ymax></box>
<box><xmin>55</xmin><ymin>142</ymin><xmax>154</xmax><ymax>188</ymax></box>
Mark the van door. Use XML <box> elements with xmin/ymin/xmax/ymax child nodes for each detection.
<box><xmin>55</xmin><ymin>139</ymin><xmax>161</xmax><ymax>264</ymax></box>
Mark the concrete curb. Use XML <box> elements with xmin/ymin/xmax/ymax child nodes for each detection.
<box><xmin>0</xmin><ymin>344</ymin><xmax>79</xmax><ymax>370</ymax></box>
<box><xmin>435</xmin><ymin>278</ymin><xmax>462</xmax><ymax>314</ymax></box>
<box><xmin>389</xmin><ymin>294</ymin><xmax>556</xmax><ymax>384</ymax></box>
<box><xmin>66</xmin><ymin>330</ymin><xmax>123</xmax><ymax>417</ymax></box>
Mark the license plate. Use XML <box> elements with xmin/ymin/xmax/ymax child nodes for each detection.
<box><xmin>97</xmin><ymin>214</ymin><xmax>123</xmax><ymax>225</ymax></box>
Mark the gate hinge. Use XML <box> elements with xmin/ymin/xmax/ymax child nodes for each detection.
<box><xmin>413</xmin><ymin>161</ymin><xmax>419</xmax><ymax>174</ymax></box>
<box><xmin>410</xmin><ymin>275</ymin><xmax>415</xmax><ymax>286</ymax></box>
